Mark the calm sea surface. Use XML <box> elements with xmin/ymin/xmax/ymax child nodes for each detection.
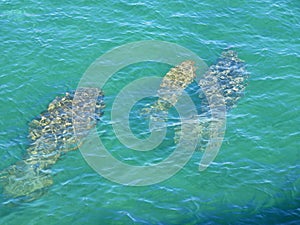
<box><xmin>1</xmin><ymin>0</ymin><xmax>299</xmax><ymax>224</ymax></box>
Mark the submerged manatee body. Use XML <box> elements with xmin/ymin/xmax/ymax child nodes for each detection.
<box><xmin>141</xmin><ymin>60</ymin><xmax>197</xmax><ymax>121</ymax></box>
<box><xmin>174</xmin><ymin>50</ymin><xmax>247</xmax><ymax>151</ymax></box>
<box><xmin>0</xmin><ymin>88</ymin><xmax>105</xmax><ymax>202</ymax></box>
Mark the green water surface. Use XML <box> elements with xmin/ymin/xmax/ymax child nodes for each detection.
<box><xmin>0</xmin><ymin>0</ymin><xmax>299</xmax><ymax>224</ymax></box>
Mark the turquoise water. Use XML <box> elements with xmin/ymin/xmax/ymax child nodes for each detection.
<box><xmin>1</xmin><ymin>0</ymin><xmax>299</xmax><ymax>224</ymax></box>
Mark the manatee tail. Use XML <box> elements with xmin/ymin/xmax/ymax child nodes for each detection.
<box><xmin>0</xmin><ymin>159</ymin><xmax>54</xmax><ymax>204</ymax></box>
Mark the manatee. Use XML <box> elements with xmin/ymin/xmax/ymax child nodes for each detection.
<box><xmin>0</xmin><ymin>88</ymin><xmax>104</xmax><ymax>202</ymax></box>
<box><xmin>174</xmin><ymin>50</ymin><xmax>247</xmax><ymax>151</ymax></box>
<box><xmin>141</xmin><ymin>60</ymin><xmax>196</xmax><ymax>121</ymax></box>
